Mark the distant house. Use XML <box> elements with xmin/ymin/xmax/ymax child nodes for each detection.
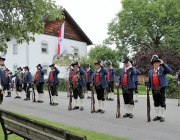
<box><xmin>2</xmin><ymin>9</ymin><xmax>92</xmax><ymax>78</ymax></box>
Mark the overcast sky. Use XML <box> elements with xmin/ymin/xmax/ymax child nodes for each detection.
<box><xmin>56</xmin><ymin>0</ymin><xmax>122</xmax><ymax>51</ymax></box>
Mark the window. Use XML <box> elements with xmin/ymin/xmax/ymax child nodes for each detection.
<box><xmin>43</xmin><ymin>69</ymin><xmax>48</xmax><ymax>75</ymax></box>
<box><xmin>42</xmin><ymin>62</ymin><xmax>49</xmax><ymax>75</ymax></box>
<box><xmin>41</xmin><ymin>41</ymin><xmax>48</xmax><ymax>53</ymax></box>
<box><xmin>13</xmin><ymin>44</ymin><xmax>18</xmax><ymax>54</ymax></box>
<box><xmin>74</xmin><ymin>48</ymin><xmax>79</xmax><ymax>56</ymax></box>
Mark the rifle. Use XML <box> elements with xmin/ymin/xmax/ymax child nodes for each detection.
<box><xmin>116</xmin><ymin>85</ymin><xmax>120</xmax><ymax>118</ymax></box>
<box><xmin>145</xmin><ymin>80</ymin><xmax>151</xmax><ymax>122</ymax></box>
<box><xmin>68</xmin><ymin>85</ymin><xmax>72</xmax><ymax>110</ymax></box>
<box><xmin>91</xmin><ymin>85</ymin><xmax>95</xmax><ymax>113</ymax></box>
<box><xmin>178</xmin><ymin>84</ymin><xmax>180</xmax><ymax>106</ymax></box>
<box><xmin>46</xmin><ymin>83</ymin><xmax>52</xmax><ymax>105</ymax></box>
<box><xmin>32</xmin><ymin>84</ymin><xmax>36</xmax><ymax>102</ymax></box>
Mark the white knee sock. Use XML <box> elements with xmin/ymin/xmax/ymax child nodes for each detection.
<box><xmin>53</xmin><ymin>96</ymin><xmax>56</xmax><ymax>103</ymax></box>
<box><xmin>125</xmin><ymin>104</ymin><xmax>130</xmax><ymax>114</ymax></box>
<box><xmin>160</xmin><ymin>107</ymin><xmax>165</xmax><ymax>117</ymax></box>
<box><xmin>88</xmin><ymin>91</ymin><xmax>91</xmax><ymax>97</ymax></box>
<box><xmin>38</xmin><ymin>94</ymin><xmax>41</xmax><ymax>100</ymax></box>
<box><xmin>154</xmin><ymin>106</ymin><xmax>160</xmax><ymax>117</ymax></box>
<box><xmin>111</xmin><ymin>92</ymin><xmax>114</xmax><ymax>99</ymax></box>
<box><xmin>75</xmin><ymin>99</ymin><xmax>79</xmax><ymax>106</ymax></box>
<box><xmin>98</xmin><ymin>100</ymin><xmax>102</xmax><ymax>110</ymax></box>
<box><xmin>102</xmin><ymin>101</ymin><xmax>105</xmax><ymax>110</ymax></box>
<box><xmin>41</xmin><ymin>94</ymin><xmax>43</xmax><ymax>101</ymax></box>
<box><xmin>80</xmin><ymin>99</ymin><xmax>83</xmax><ymax>106</ymax></box>
<box><xmin>129</xmin><ymin>105</ymin><xmax>134</xmax><ymax>114</ymax></box>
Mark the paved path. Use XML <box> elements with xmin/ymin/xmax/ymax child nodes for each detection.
<box><xmin>0</xmin><ymin>91</ymin><xmax>180</xmax><ymax>140</ymax></box>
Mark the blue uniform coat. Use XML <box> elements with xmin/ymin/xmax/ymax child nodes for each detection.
<box><xmin>23</xmin><ymin>71</ymin><xmax>32</xmax><ymax>84</ymax></box>
<box><xmin>34</xmin><ymin>69</ymin><xmax>45</xmax><ymax>83</ymax></box>
<box><xmin>0</xmin><ymin>69</ymin><xmax>5</xmax><ymax>87</ymax></box>
<box><xmin>11</xmin><ymin>72</ymin><xmax>24</xmax><ymax>84</ymax></box>
<box><xmin>107</xmin><ymin>68</ymin><xmax>116</xmax><ymax>82</ymax></box>
<box><xmin>134</xmin><ymin>69</ymin><xmax>141</xmax><ymax>82</ymax></box>
<box><xmin>86</xmin><ymin>69</ymin><xmax>94</xmax><ymax>83</ymax></box>
<box><xmin>48</xmin><ymin>67</ymin><xmax>60</xmax><ymax>85</ymax></box>
<box><xmin>72</xmin><ymin>67</ymin><xmax>86</xmax><ymax>87</ymax></box>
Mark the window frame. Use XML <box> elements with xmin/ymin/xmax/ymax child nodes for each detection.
<box><xmin>41</xmin><ymin>41</ymin><xmax>48</xmax><ymax>54</ymax></box>
<box><xmin>13</xmin><ymin>43</ymin><xmax>18</xmax><ymax>54</ymax></box>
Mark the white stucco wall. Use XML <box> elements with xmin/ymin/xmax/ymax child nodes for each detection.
<box><xmin>3</xmin><ymin>33</ymin><xmax>87</xmax><ymax>79</ymax></box>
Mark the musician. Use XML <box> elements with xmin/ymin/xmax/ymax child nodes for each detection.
<box><xmin>23</xmin><ymin>66</ymin><xmax>32</xmax><ymax>101</ymax></box>
<box><xmin>85</xmin><ymin>63</ymin><xmax>94</xmax><ymax>99</ymax></box>
<box><xmin>116</xmin><ymin>57</ymin><xmax>137</xmax><ymax>118</ymax></box>
<box><xmin>47</xmin><ymin>63</ymin><xmax>60</xmax><ymax>106</ymax></box>
<box><xmin>106</xmin><ymin>60</ymin><xmax>116</xmax><ymax>101</ymax></box>
<box><xmin>71</xmin><ymin>62</ymin><xmax>86</xmax><ymax>111</ymax></box>
<box><xmin>0</xmin><ymin>56</ymin><xmax>5</xmax><ymax>104</ymax></box>
<box><xmin>147</xmin><ymin>55</ymin><xmax>171</xmax><ymax>122</ymax></box>
<box><xmin>92</xmin><ymin>60</ymin><xmax>108</xmax><ymax>114</ymax></box>
<box><xmin>11</xmin><ymin>67</ymin><xmax>23</xmax><ymax>98</ymax></box>
<box><xmin>130</xmin><ymin>61</ymin><xmax>141</xmax><ymax>102</ymax></box>
<box><xmin>4</xmin><ymin>68</ymin><xmax>11</xmax><ymax>97</ymax></box>
<box><xmin>33</xmin><ymin>64</ymin><xmax>45</xmax><ymax>103</ymax></box>
<box><xmin>68</xmin><ymin>64</ymin><xmax>74</xmax><ymax>97</ymax></box>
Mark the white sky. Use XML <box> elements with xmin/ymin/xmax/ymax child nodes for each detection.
<box><xmin>56</xmin><ymin>0</ymin><xmax>122</xmax><ymax>52</ymax></box>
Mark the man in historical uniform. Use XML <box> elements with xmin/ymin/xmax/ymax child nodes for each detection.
<box><xmin>93</xmin><ymin>60</ymin><xmax>108</xmax><ymax>114</ymax></box>
<box><xmin>106</xmin><ymin>60</ymin><xmax>116</xmax><ymax>101</ymax></box>
<box><xmin>33</xmin><ymin>64</ymin><xmax>45</xmax><ymax>103</ymax></box>
<box><xmin>85</xmin><ymin>63</ymin><xmax>94</xmax><ymax>99</ymax></box>
<box><xmin>68</xmin><ymin>64</ymin><xmax>74</xmax><ymax>97</ymax></box>
<box><xmin>47</xmin><ymin>63</ymin><xmax>60</xmax><ymax>106</ymax></box>
<box><xmin>130</xmin><ymin>61</ymin><xmax>141</xmax><ymax>102</ymax></box>
<box><xmin>11</xmin><ymin>67</ymin><xmax>23</xmax><ymax>98</ymax></box>
<box><xmin>0</xmin><ymin>56</ymin><xmax>5</xmax><ymax>104</ymax></box>
<box><xmin>116</xmin><ymin>57</ymin><xmax>137</xmax><ymax>118</ymax></box>
<box><xmin>71</xmin><ymin>62</ymin><xmax>86</xmax><ymax>111</ymax></box>
<box><xmin>4</xmin><ymin>68</ymin><xmax>11</xmax><ymax>97</ymax></box>
<box><xmin>23</xmin><ymin>66</ymin><xmax>32</xmax><ymax>101</ymax></box>
<box><xmin>147</xmin><ymin>55</ymin><xmax>171</xmax><ymax>122</ymax></box>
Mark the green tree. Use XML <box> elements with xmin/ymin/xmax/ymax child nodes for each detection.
<box><xmin>88</xmin><ymin>45</ymin><xmax>119</xmax><ymax>68</ymax></box>
<box><xmin>79</xmin><ymin>56</ymin><xmax>97</xmax><ymax>70</ymax></box>
<box><xmin>0</xmin><ymin>0</ymin><xmax>64</xmax><ymax>53</ymax></box>
<box><xmin>104</xmin><ymin>0</ymin><xmax>180</xmax><ymax>60</ymax></box>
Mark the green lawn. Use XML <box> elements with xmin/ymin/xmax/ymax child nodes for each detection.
<box><xmin>0</xmin><ymin>113</ymin><xmax>130</xmax><ymax>140</ymax></box>
<box><xmin>114</xmin><ymin>85</ymin><xmax>150</xmax><ymax>95</ymax></box>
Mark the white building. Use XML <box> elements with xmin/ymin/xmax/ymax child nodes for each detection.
<box><xmin>2</xmin><ymin>9</ymin><xmax>92</xmax><ymax>78</ymax></box>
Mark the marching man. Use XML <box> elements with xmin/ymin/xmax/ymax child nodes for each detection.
<box><xmin>147</xmin><ymin>55</ymin><xmax>171</xmax><ymax>122</ymax></box>
<box><xmin>106</xmin><ymin>60</ymin><xmax>116</xmax><ymax>101</ymax></box>
<box><xmin>11</xmin><ymin>67</ymin><xmax>24</xmax><ymax>98</ymax></box>
<box><xmin>33</xmin><ymin>64</ymin><xmax>45</xmax><ymax>103</ymax></box>
<box><xmin>92</xmin><ymin>60</ymin><xmax>108</xmax><ymax>114</ymax></box>
<box><xmin>4</xmin><ymin>68</ymin><xmax>11</xmax><ymax>97</ymax></box>
<box><xmin>47</xmin><ymin>63</ymin><xmax>60</xmax><ymax>106</ymax></box>
<box><xmin>23</xmin><ymin>66</ymin><xmax>32</xmax><ymax>101</ymax></box>
<box><xmin>71</xmin><ymin>62</ymin><xmax>86</xmax><ymax>111</ymax></box>
<box><xmin>85</xmin><ymin>63</ymin><xmax>94</xmax><ymax>99</ymax></box>
<box><xmin>68</xmin><ymin>64</ymin><xmax>74</xmax><ymax>97</ymax></box>
<box><xmin>116</xmin><ymin>57</ymin><xmax>137</xmax><ymax>118</ymax></box>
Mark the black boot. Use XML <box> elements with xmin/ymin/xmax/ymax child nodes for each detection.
<box><xmin>24</xmin><ymin>93</ymin><xmax>28</xmax><ymax>100</ymax></box>
<box><xmin>5</xmin><ymin>92</ymin><xmax>10</xmax><ymax>97</ymax></box>
<box><xmin>26</xmin><ymin>92</ymin><xmax>30</xmax><ymax>100</ymax></box>
<box><xmin>8</xmin><ymin>91</ymin><xmax>11</xmax><ymax>97</ymax></box>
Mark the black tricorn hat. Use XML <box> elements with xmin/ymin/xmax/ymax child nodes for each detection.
<box><xmin>72</xmin><ymin>62</ymin><xmax>79</xmax><ymax>67</ymax></box>
<box><xmin>123</xmin><ymin>57</ymin><xmax>131</xmax><ymax>63</ymax></box>
<box><xmin>49</xmin><ymin>63</ymin><xmax>55</xmax><ymax>67</ymax></box>
<box><xmin>151</xmin><ymin>55</ymin><xmax>161</xmax><ymax>65</ymax></box>
<box><xmin>17</xmin><ymin>67</ymin><xmax>23</xmax><ymax>71</ymax></box>
<box><xmin>94</xmin><ymin>59</ymin><xmax>102</xmax><ymax>65</ymax></box>
<box><xmin>107</xmin><ymin>60</ymin><xmax>112</xmax><ymax>66</ymax></box>
<box><xmin>0</xmin><ymin>56</ymin><xmax>6</xmax><ymax>61</ymax></box>
<box><xmin>5</xmin><ymin>68</ymin><xmax>9</xmax><ymax>71</ymax></box>
<box><xmin>86</xmin><ymin>63</ymin><xmax>91</xmax><ymax>68</ymax></box>
<box><xmin>23</xmin><ymin>66</ymin><xmax>29</xmax><ymax>71</ymax></box>
<box><xmin>36</xmin><ymin>64</ymin><xmax>42</xmax><ymax>68</ymax></box>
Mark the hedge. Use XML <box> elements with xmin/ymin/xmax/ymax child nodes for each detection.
<box><xmin>166</xmin><ymin>74</ymin><xmax>178</xmax><ymax>99</ymax></box>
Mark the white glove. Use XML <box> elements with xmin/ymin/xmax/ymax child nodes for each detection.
<box><xmin>29</xmin><ymin>88</ymin><xmax>32</xmax><ymax>92</ymax></box>
<box><xmin>27</xmin><ymin>83</ymin><xmax>29</xmax><ymax>86</ymax></box>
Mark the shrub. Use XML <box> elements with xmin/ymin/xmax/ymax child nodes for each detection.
<box><xmin>166</xmin><ymin>74</ymin><xmax>178</xmax><ymax>99</ymax></box>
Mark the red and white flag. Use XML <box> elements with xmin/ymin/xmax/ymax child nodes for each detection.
<box><xmin>57</xmin><ymin>23</ymin><xmax>65</xmax><ymax>55</ymax></box>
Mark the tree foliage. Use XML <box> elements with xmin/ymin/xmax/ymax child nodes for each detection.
<box><xmin>79</xmin><ymin>57</ymin><xmax>97</xmax><ymax>70</ymax></box>
<box><xmin>88</xmin><ymin>44</ymin><xmax>119</xmax><ymax>68</ymax></box>
<box><xmin>131</xmin><ymin>46</ymin><xmax>180</xmax><ymax>75</ymax></box>
<box><xmin>104</xmin><ymin>0</ymin><xmax>180</xmax><ymax>59</ymax></box>
<box><xmin>0</xmin><ymin>0</ymin><xmax>64</xmax><ymax>53</ymax></box>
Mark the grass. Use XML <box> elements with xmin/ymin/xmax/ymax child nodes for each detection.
<box><xmin>0</xmin><ymin>113</ymin><xmax>130</xmax><ymax>140</ymax></box>
<box><xmin>114</xmin><ymin>85</ymin><xmax>150</xmax><ymax>95</ymax></box>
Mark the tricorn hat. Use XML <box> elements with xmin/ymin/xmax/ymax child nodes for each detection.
<box><xmin>86</xmin><ymin>63</ymin><xmax>91</xmax><ymax>68</ymax></box>
<box><xmin>36</xmin><ymin>64</ymin><xmax>42</xmax><ymax>68</ymax></box>
<box><xmin>151</xmin><ymin>55</ymin><xmax>161</xmax><ymax>65</ymax></box>
<box><xmin>23</xmin><ymin>66</ymin><xmax>29</xmax><ymax>71</ymax></box>
<box><xmin>107</xmin><ymin>60</ymin><xmax>112</xmax><ymax>66</ymax></box>
<box><xmin>94</xmin><ymin>59</ymin><xmax>102</xmax><ymax>65</ymax></box>
<box><xmin>17</xmin><ymin>67</ymin><xmax>23</xmax><ymax>71</ymax></box>
<box><xmin>72</xmin><ymin>62</ymin><xmax>79</xmax><ymax>67</ymax></box>
<box><xmin>0</xmin><ymin>56</ymin><xmax>6</xmax><ymax>61</ymax></box>
<box><xmin>49</xmin><ymin>63</ymin><xmax>55</xmax><ymax>67</ymax></box>
<box><xmin>123</xmin><ymin>57</ymin><xmax>131</xmax><ymax>63</ymax></box>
